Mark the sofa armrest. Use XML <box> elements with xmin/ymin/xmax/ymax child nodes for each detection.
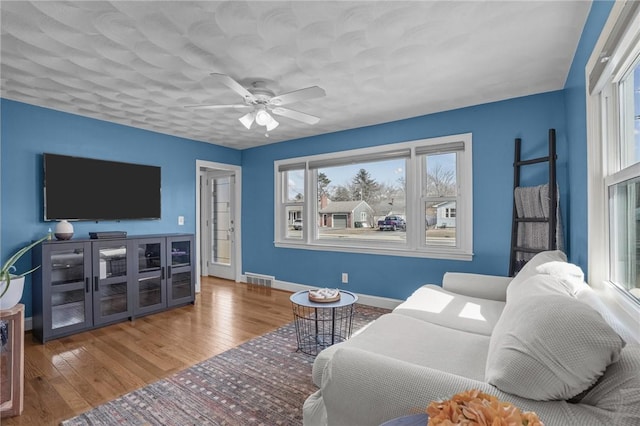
<box><xmin>442</xmin><ymin>272</ymin><xmax>512</xmax><ymax>301</ymax></box>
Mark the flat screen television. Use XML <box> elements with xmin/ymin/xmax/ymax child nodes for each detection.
<box><xmin>44</xmin><ymin>153</ymin><xmax>161</xmax><ymax>221</ymax></box>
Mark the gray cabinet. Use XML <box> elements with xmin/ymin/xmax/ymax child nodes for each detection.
<box><xmin>33</xmin><ymin>234</ymin><xmax>194</xmax><ymax>343</ymax></box>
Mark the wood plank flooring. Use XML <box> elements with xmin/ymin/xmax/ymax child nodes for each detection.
<box><xmin>3</xmin><ymin>277</ymin><xmax>294</xmax><ymax>426</ymax></box>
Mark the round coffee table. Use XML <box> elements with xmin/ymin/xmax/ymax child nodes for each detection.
<box><xmin>290</xmin><ymin>290</ymin><xmax>358</xmax><ymax>355</ymax></box>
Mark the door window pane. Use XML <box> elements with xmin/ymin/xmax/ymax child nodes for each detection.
<box><xmin>211</xmin><ymin>177</ymin><xmax>231</xmax><ymax>265</ymax></box>
<box><xmin>50</xmin><ymin>248</ymin><xmax>84</xmax><ymax>285</ymax></box>
<box><xmin>172</xmin><ymin>272</ymin><xmax>192</xmax><ymax>299</ymax></box>
<box><xmin>99</xmin><ymin>282</ymin><xmax>128</xmax><ymax>316</ymax></box>
<box><xmin>609</xmin><ymin>176</ymin><xmax>640</xmax><ymax>300</ymax></box>
<box><xmin>99</xmin><ymin>245</ymin><xmax>127</xmax><ymax>278</ymax></box>
<box><xmin>139</xmin><ymin>243</ymin><xmax>161</xmax><ymax>273</ymax></box>
<box><xmin>51</xmin><ymin>289</ymin><xmax>85</xmax><ymax>329</ymax></box>
<box><xmin>138</xmin><ymin>276</ymin><xmax>162</xmax><ymax>308</ymax></box>
<box><xmin>171</xmin><ymin>241</ymin><xmax>191</xmax><ymax>267</ymax></box>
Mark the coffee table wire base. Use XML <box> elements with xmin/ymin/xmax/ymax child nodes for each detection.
<box><xmin>291</xmin><ymin>303</ymin><xmax>355</xmax><ymax>355</ymax></box>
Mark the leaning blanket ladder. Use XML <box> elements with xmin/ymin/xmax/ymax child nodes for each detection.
<box><xmin>508</xmin><ymin>129</ymin><xmax>558</xmax><ymax>276</ymax></box>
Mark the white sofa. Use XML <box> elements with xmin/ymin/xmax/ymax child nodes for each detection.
<box><xmin>303</xmin><ymin>251</ymin><xmax>640</xmax><ymax>426</ymax></box>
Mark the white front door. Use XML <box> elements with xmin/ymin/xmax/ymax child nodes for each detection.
<box><xmin>204</xmin><ymin>171</ymin><xmax>235</xmax><ymax>280</ymax></box>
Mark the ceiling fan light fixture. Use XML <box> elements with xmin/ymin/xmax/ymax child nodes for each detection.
<box><xmin>255</xmin><ymin>109</ymin><xmax>271</xmax><ymax>126</ymax></box>
<box><xmin>238</xmin><ymin>111</ymin><xmax>256</xmax><ymax>129</ymax></box>
<box><xmin>266</xmin><ymin>117</ymin><xmax>279</xmax><ymax>132</ymax></box>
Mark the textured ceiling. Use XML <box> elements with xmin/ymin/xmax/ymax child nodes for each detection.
<box><xmin>0</xmin><ymin>1</ymin><xmax>591</xmax><ymax>150</ymax></box>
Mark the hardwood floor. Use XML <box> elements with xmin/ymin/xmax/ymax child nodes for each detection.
<box><xmin>3</xmin><ymin>277</ymin><xmax>294</xmax><ymax>426</ymax></box>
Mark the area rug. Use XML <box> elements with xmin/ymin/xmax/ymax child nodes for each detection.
<box><xmin>61</xmin><ymin>304</ymin><xmax>390</xmax><ymax>426</ymax></box>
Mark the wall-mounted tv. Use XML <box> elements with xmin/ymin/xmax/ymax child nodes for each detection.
<box><xmin>44</xmin><ymin>153</ymin><xmax>161</xmax><ymax>221</ymax></box>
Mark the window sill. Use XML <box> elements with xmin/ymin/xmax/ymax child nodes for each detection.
<box><xmin>590</xmin><ymin>280</ymin><xmax>640</xmax><ymax>344</ymax></box>
<box><xmin>274</xmin><ymin>240</ymin><xmax>473</xmax><ymax>261</ymax></box>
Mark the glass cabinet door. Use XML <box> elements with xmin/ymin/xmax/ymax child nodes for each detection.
<box><xmin>47</xmin><ymin>243</ymin><xmax>92</xmax><ymax>333</ymax></box>
<box><xmin>92</xmin><ymin>241</ymin><xmax>131</xmax><ymax>324</ymax></box>
<box><xmin>134</xmin><ymin>238</ymin><xmax>166</xmax><ymax>315</ymax></box>
<box><xmin>167</xmin><ymin>236</ymin><xmax>195</xmax><ymax>306</ymax></box>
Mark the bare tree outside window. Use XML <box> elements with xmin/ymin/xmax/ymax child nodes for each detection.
<box><xmin>426</xmin><ymin>163</ymin><xmax>456</xmax><ymax>197</ymax></box>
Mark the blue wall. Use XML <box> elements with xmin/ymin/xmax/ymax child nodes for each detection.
<box><xmin>1</xmin><ymin>99</ymin><xmax>241</xmax><ymax>316</ymax></box>
<box><xmin>242</xmin><ymin>92</ymin><xmax>568</xmax><ymax>300</ymax></box>
<box><xmin>563</xmin><ymin>0</ymin><xmax>614</xmax><ymax>274</ymax></box>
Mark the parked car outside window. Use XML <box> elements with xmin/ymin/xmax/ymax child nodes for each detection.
<box><xmin>293</xmin><ymin>219</ymin><xmax>303</xmax><ymax>230</ymax></box>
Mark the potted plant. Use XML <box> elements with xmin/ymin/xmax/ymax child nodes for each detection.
<box><xmin>0</xmin><ymin>235</ymin><xmax>48</xmax><ymax>310</ymax></box>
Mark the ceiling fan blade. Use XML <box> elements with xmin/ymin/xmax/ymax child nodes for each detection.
<box><xmin>238</xmin><ymin>111</ymin><xmax>256</xmax><ymax>129</ymax></box>
<box><xmin>269</xmin><ymin>86</ymin><xmax>325</xmax><ymax>106</ymax></box>
<box><xmin>210</xmin><ymin>73</ymin><xmax>256</xmax><ymax>102</ymax></box>
<box><xmin>184</xmin><ymin>104</ymin><xmax>251</xmax><ymax>110</ymax></box>
<box><xmin>271</xmin><ymin>107</ymin><xmax>320</xmax><ymax>125</ymax></box>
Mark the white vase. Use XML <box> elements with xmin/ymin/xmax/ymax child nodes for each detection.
<box><xmin>55</xmin><ymin>220</ymin><xmax>74</xmax><ymax>240</ymax></box>
<box><xmin>0</xmin><ymin>275</ymin><xmax>25</xmax><ymax>310</ymax></box>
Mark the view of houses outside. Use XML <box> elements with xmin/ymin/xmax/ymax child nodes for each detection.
<box><xmin>285</xmin><ymin>153</ymin><xmax>458</xmax><ymax>247</ymax></box>
<box><xmin>317</xmin><ymin>159</ymin><xmax>406</xmax><ymax>243</ymax></box>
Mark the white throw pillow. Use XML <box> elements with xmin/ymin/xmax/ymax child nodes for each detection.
<box><xmin>507</xmin><ymin>273</ymin><xmax>578</xmax><ymax>303</ymax></box>
<box><xmin>509</xmin><ymin>250</ymin><xmax>567</xmax><ymax>288</ymax></box>
<box><xmin>535</xmin><ymin>261</ymin><xmax>586</xmax><ymax>294</ymax></box>
<box><xmin>485</xmin><ymin>295</ymin><xmax>625</xmax><ymax>401</ymax></box>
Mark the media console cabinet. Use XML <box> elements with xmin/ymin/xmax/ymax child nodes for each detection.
<box><xmin>32</xmin><ymin>233</ymin><xmax>195</xmax><ymax>343</ymax></box>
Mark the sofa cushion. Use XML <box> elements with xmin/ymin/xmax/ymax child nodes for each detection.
<box><xmin>393</xmin><ymin>284</ymin><xmax>505</xmax><ymax>335</ymax></box>
<box><xmin>313</xmin><ymin>313</ymin><xmax>490</xmax><ymax>387</ymax></box>
<box><xmin>485</xmin><ymin>295</ymin><xmax>625</xmax><ymax>401</ymax></box>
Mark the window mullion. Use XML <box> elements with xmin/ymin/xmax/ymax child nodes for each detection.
<box><xmin>405</xmin><ymin>151</ymin><xmax>418</xmax><ymax>249</ymax></box>
<box><xmin>308</xmin><ymin>168</ymin><xmax>316</xmax><ymax>244</ymax></box>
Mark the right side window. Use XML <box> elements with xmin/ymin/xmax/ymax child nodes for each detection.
<box><xmin>606</xmin><ymin>61</ymin><xmax>640</xmax><ymax>300</ymax></box>
<box><xmin>590</xmin><ymin>2</ymin><xmax>640</xmax><ymax>303</ymax></box>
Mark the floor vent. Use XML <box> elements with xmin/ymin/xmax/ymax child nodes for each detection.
<box><xmin>245</xmin><ymin>273</ymin><xmax>274</xmax><ymax>287</ymax></box>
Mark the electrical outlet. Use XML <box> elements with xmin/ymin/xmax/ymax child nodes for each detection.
<box><xmin>178</xmin><ymin>215</ymin><xmax>184</xmax><ymax>225</ymax></box>
<box><xmin>341</xmin><ymin>273</ymin><xmax>348</xmax><ymax>284</ymax></box>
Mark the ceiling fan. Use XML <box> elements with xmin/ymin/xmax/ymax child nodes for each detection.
<box><xmin>186</xmin><ymin>73</ymin><xmax>326</xmax><ymax>133</ymax></box>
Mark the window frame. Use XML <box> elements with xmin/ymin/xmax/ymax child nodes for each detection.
<box><xmin>586</xmin><ymin>0</ymin><xmax>640</xmax><ymax>314</ymax></box>
<box><xmin>274</xmin><ymin>133</ymin><xmax>473</xmax><ymax>260</ymax></box>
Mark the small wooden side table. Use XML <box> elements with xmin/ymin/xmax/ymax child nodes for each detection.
<box><xmin>0</xmin><ymin>304</ymin><xmax>24</xmax><ymax>418</ymax></box>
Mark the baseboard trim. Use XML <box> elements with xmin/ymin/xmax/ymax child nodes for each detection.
<box><xmin>25</xmin><ymin>316</ymin><xmax>32</xmax><ymax>331</ymax></box>
<box><xmin>240</xmin><ymin>275</ymin><xmax>402</xmax><ymax>310</ymax></box>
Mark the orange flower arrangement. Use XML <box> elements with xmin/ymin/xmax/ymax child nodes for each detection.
<box><xmin>426</xmin><ymin>389</ymin><xmax>543</xmax><ymax>426</ymax></box>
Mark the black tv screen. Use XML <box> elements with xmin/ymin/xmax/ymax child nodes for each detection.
<box><xmin>44</xmin><ymin>153</ymin><xmax>161</xmax><ymax>221</ymax></box>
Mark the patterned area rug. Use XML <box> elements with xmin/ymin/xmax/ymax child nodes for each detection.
<box><xmin>61</xmin><ymin>304</ymin><xmax>389</xmax><ymax>426</ymax></box>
